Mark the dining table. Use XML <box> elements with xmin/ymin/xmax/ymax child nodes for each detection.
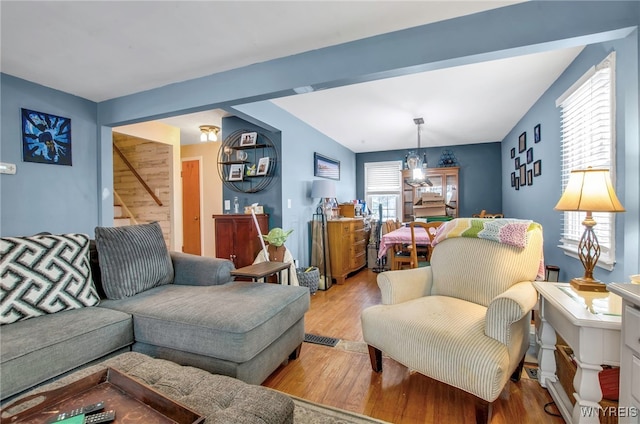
<box><xmin>378</xmin><ymin>225</ymin><xmax>430</xmax><ymax>259</ymax></box>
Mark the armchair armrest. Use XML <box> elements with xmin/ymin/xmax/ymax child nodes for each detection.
<box><xmin>377</xmin><ymin>267</ymin><xmax>433</xmax><ymax>305</ymax></box>
<box><xmin>485</xmin><ymin>281</ymin><xmax>537</xmax><ymax>345</ymax></box>
<box><xmin>170</xmin><ymin>252</ymin><xmax>234</xmax><ymax>286</ymax></box>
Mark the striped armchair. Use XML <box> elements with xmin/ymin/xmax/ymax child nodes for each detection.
<box><xmin>361</xmin><ymin>220</ymin><xmax>543</xmax><ymax>424</ymax></box>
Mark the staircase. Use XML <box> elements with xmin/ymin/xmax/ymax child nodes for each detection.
<box><xmin>113</xmin><ymin>190</ymin><xmax>137</xmax><ymax>227</ymax></box>
<box><xmin>114</xmin><ymin>204</ymin><xmax>131</xmax><ymax>227</ymax></box>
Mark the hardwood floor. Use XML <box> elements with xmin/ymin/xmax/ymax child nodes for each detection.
<box><xmin>262</xmin><ymin>268</ymin><xmax>563</xmax><ymax>423</ymax></box>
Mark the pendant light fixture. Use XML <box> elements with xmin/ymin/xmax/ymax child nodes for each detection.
<box><xmin>405</xmin><ymin>117</ymin><xmax>432</xmax><ymax>187</ymax></box>
<box><xmin>199</xmin><ymin>125</ymin><xmax>220</xmax><ymax>142</ymax></box>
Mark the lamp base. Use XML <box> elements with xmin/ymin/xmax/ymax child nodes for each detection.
<box><xmin>570</xmin><ymin>277</ymin><xmax>608</xmax><ymax>292</ymax></box>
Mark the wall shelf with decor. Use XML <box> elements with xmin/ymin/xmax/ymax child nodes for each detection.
<box><xmin>217</xmin><ymin>129</ymin><xmax>278</xmax><ymax>193</ymax></box>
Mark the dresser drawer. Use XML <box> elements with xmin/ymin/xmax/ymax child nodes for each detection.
<box><xmin>624</xmin><ymin>305</ymin><xmax>640</xmax><ymax>355</ymax></box>
<box><xmin>350</xmin><ymin>250</ymin><xmax>366</xmax><ymax>269</ymax></box>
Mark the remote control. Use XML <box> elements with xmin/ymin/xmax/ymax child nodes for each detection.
<box><xmin>51</xmin><ymin>402</ymin><xmax>104</xmax><ymax>422</ymax></box>
<box><xmin>83</xmin><ymin>410</ymin><xmax>115</xmax><ymax>424</ymax></box>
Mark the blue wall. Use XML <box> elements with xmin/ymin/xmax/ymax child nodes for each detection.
<box><xmin>502</xmin><ymin>34</ymin><xmax>639</xmax><ymax>284</ymax></box>
<box><xmin>0</xmin><ymin>74</ymin><xmax>98</xmax><ymax>236</ymax></box>
<box><xmin>232</xmin><ymin>101</ymin><xmax>356</xmax><ymax>267</ymax></box>
<box><xmin>2</xmin><ymin>2</ymin><xmax>638</xmax><ymax>277</ymax></box>
<box><xmin>356</xmin><ymin>143</ymin><xmax>502</xmax><ymax>218</ymax></box>
<box><xmin>220</xmin><ymin>116</ymin><xmax>283</xmax><ymax>229</ymax></box>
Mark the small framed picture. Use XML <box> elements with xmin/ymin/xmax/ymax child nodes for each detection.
<box><xmin>256</xmin><ymin>157</ymin><xmax>270</xmax><ymax>176</ymax></box>
<box><xmin>240</xmin><ymin>132</ymin><xmax>257</xmax><ymax>147</ymax></box>
<box><xmin>515</xmin><ymin>177</ymin><xmax>520</xmax><ymax>191</ymax></box>
<box><xmin>526</xmin><ymin>148</ymin><xmax>533</xmax><ymax>164</ymax></box>
<box><xmin>518</xmin><ymin>132</ymin><xmax>527</xmax><ymax>153</ymax></box>
<box><xmin>519</xmin><ymin>164</ymin><xmax>526</xmax><ymax>185</ymax></box>
<box><xmin>22</xmin><ymin>108</ymin><xmax>72</xmax><ymax>166</ymax></box>
<box><xmin>511</xmin><ymin>172</ymin><xmax>516</xmax><ymax>187</ymax></box>
<box><xmin>510</xmin><ymin>148</ymin><xmax>516</xmax><ymax>159</ymax></box>
<box><xmin>527</xmin><ymin>169</ymin><xmax>533</xmax><ymax>185</ymax></box>
<box><xmin>534</xmin><ymin>124</ymin><xmax>541</xmax><ymax>143</ymax></box>
<box><xmin>515</xmin><ymin>157</ymin><xmax>520</xmax><ymax>170</ymax></box>
<box><xmin>533</xmin><ymin>160</ymin><xmax>542</xmax><ymax>176</ymax></box>
<box><xmin>228</xmin><ymin>164</ymin><xmax>245</xmax><ymax>181</ymax></box>
<box><xmin>314</xmin><ymin>152</ymin><xmax>340</xmax><ymax>180</ymax></box>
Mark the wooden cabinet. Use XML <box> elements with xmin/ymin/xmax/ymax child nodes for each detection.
<box><xmin>213</xmin><ymin>214</ymin><xmax>268</xmax><ymax>268</ymax></box>
<box><xmin>402</xmin><ymin>167</ymin><xmax>459</xmax><ymax>222</ymax></box>
<box><xmin>327</xmin><ymin>218</ymin><xmax>368</xmax><ymax>284</ymax></box>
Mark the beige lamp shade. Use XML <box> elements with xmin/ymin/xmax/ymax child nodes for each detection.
<box><xmin>554</xmin><ymin>168</ymin><xmax>625</xmax><ymax>212</ymax></box>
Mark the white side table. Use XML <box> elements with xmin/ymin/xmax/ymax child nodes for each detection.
<box><xmin>533</xmin><ymin>282</ymin><xmax>622</xmax><ymax>424</ymax></box>
<box><xmin>607</xmin><ymin>283</ymin><xmax>640</xmax><ymax>424</ymax></box>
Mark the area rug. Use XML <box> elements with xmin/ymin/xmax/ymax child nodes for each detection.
<box><xmin>292</xmin><ymin>395</ymin><xmax>390</xmax><ymax>423</ymax></box>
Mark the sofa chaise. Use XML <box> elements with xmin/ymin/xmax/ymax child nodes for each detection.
<box><xmin>0</xmin><ymin>222</ymin><xmax>310</xmax><ymax>402</ymax></box>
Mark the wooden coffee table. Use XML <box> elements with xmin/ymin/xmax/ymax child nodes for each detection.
<box><xmin>230</xmin><ymin>261</ymin><xmax>291</xmax><ymax>284</ymax></box>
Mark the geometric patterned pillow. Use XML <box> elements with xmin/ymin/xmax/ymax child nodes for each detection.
<box><xmin>0</xmin><ymin>233</ymin><xmax>99</xmax><ymax>325</ymax></box>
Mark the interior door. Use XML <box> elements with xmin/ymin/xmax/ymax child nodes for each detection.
<box><xmin>182</xmin><ymin>159</ymin><xmax>201</xmax><ymax>255</ymax></box>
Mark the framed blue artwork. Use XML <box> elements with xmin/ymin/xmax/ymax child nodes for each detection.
<box><xmin>22</xmin><ymin>108</ymin><xmax>72</xmax><ymax>166</ymax></box>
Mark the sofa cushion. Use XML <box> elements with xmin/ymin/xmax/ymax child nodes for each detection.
<box><xmin>0</xmin><ymin>233</ymin><xmax>99</xmax><ymax>324</ymax></box>
<box><xmin>98</xmin><ymin>282</ymin><xmax>310</xmax><ymax>363</ymax></box>
<box><xmin>0</xmin><ymin>306</ymin><xmax>133</xmax><ymax>400</ymax></box>
<box><xmin>95</xmin><ymin>222</ymin><xmax>174</xmax><ymax>299</ymax></box>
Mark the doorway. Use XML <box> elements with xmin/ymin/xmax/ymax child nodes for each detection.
<box><xmin>182</xmin><ymin>158</ymin><xmax>203</xmax><ymax>255</ymax></box>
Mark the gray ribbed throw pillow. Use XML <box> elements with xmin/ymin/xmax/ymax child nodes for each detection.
<box><xmin>94</xmin><ymin>222</ymin><xmax>174</xmax><ymax>299</ymax></box>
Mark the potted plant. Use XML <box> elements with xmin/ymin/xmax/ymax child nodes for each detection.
<box><xmin>261</xmin><ymin>228</ymin><xmax>293</xmax><ymax>262</ymax></box>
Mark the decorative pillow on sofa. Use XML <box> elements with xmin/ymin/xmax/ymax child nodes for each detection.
<box><xmin>0</xmin><ymin>233</ymin><xmax>99</xmax><ymax>325</ymax></box>
<box><xmin>94</xmin><ymin>222</ymin><xmax>174</xmax><ymax>299</ymax></box>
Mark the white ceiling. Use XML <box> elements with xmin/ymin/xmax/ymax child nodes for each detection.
<box><xmin>0</xmin><ymin>1</ymin><xmax>583</xmax><ymax>152</ymax></box>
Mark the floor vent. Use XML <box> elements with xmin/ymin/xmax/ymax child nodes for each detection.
<box><xmin>525</xmin><ymin>367</ymin><xmax>538</xmax><ymax>380</ymax></box>
<box><xmin>304</xmin><ymin>333</ymin><xmax>340</xmax><ymax>347</ymax></box>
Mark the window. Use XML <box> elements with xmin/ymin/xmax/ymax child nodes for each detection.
<box><xmin>365</xmin><ymin>161</ymin><xmax>402</xmax><ymax>221</ymax></box>
<box><xmin>556</xmin><ymin>52</ymin><xmax>616</xmax><ymax>270</ymax></box>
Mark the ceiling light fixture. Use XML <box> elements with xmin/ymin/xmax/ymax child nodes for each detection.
<box><xmin>199</xmin><ymin>125</ymin><xmax>220</xmax><ymax>142</ymax></box>
<box><xmin>405</xmin><ymin>117</ymin><xmax>432</xmax><ymax>187</ymax></box>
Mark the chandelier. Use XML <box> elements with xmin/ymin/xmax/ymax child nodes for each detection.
<box><xmin>405</xmin><ymin>117</ymin><xmax>432</xmax><ymax>187</ymax></box>
<box><xmin>199</xmin><ymin>125</ymin><xmax>220</xmax><ymax>142</ymax></box>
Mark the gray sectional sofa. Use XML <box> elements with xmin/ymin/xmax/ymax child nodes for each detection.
<box><xmin>0</xmin><ymin>222</ymin><xmax>310</xmax><ymax>403</ymax></box>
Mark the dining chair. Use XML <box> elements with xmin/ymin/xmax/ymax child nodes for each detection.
<box><xmin>384</xmin><ymin>220</ymin><xmax>412</xmax><ymax>270</ymax></box>
<box><xmin>472</xmin><ymin>210</ymin><xmax>487</xmax><ymax>218</ymax></box>
<box><xmin>409</xmin><ymin>221</ymin><xmax>442</xmax><ymax>268</ymax></box>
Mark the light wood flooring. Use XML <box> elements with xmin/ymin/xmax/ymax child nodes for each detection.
<box><xmin>262</xmin><ymin>268</ymin><xmax>563</xmax><ymax>423</ymax></box>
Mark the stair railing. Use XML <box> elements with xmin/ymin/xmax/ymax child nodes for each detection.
<box><xmin>113</xmin><ymin>190</ymin><xmax>139</xmax><ymax>225</ymax></box>
<box><xmin>113</xmin><ymin>144</ymin><xmax>163</xmax><ymax>206</ymax></box>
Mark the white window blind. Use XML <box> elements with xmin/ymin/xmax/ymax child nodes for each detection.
<box><xmin>365</xmin><ymin>161</ymin><xmax>402</xmax><ymax>221</ymax></box>
<box><xmin>556</xmin><ymin>52</ymin><xmax>617</xmax><ymax>269</ymax></box>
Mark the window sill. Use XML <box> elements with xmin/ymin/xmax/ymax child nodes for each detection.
<box><xmin>557</xmin><ymin>244</ymin><xmax>615</xmax><ymax>271</ymax></box>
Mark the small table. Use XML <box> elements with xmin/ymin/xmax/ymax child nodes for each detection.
<box><xmin>231</xmin><ymin>262</ymin><xmax>291</xmax><ymax>284</ymax></box>
<box><xmin>533</xmin><ymin>282</ymin><xmax>622</xmax><ymax>424</ymax></box>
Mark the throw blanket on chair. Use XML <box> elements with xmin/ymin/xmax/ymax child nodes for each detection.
<box><xmin>432</xmin><ymin>218</ymin><xmax>545</xmax><ymax>278</ymax></box>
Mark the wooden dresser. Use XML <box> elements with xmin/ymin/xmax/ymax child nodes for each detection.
<box><xmin>213</xmin><ymin>214</ymin><xmax>268</xmax><ymax>268</ymax></box>
<box><xmin>327</xmin><ymin>218</ymin><xmax>368</xmax><ymax>284</ymax></box>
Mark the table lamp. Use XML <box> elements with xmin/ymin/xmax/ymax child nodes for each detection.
<box><xmin>554</xmin><ymin>168</ymin><xmax>625</xmax><ymax>292</ymax></box>
<box><xmin>311</xmin><ymin>180</ymin><xmax>336</xmax><ymax>219</ymax></box>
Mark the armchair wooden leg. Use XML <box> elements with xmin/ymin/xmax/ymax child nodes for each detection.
<box><xmin>289</xmin><ymin>343</ymin><xmax>302</xmax><ymax>360</ymax></box>
<box><xmin>367</xmin><ymin>345</ymin><xmax>382</xmax><ymax>372</ymax></box>
<box><xmin>474</xmin><ymin>398</ymin><xmax>493</xmax><ymax>424</ymax></box>
<box><xmin>510</xmin><ymin>355</ymin><xmax>525</xmax><ymax>382</ymax></box>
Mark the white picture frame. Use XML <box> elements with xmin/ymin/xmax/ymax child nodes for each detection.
<box><xmin>239</xmin><ymin>132</ymin><xmax>257</xmax><ymax>147</ymax></box>
<box><xmin>228</xmin><ymin>164</ymin><xmax>244</xmax><ymax>181</ymax></box>
<box><xmin>256</xmin><ymin>157</ymin><xmax>270</xmax><ymax>176</ymax></box>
